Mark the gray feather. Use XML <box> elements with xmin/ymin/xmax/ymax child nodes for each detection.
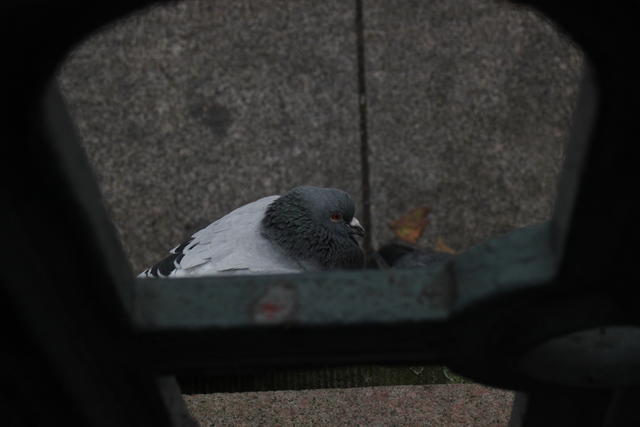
<box><xmin>139</xmin><ymin>195</ymin><xmax>304</xmax><ymax>277</ymax></box>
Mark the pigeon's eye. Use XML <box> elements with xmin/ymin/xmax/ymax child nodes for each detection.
<box><xmin>330</xmin><ymin>213</ymin><xmax>343</xmax><ymax>222</ymax></box>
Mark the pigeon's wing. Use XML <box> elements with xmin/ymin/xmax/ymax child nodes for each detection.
<box><xmin>139</xmin><ymin>195</ymin><xmax>305</xmax><ymax>278</ymax></box>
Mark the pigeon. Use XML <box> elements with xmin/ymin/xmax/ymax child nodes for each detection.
<box><xmin>139</xmin><ymin>186</ymin><xmax>365</xmax><ymax>277</ymax></box>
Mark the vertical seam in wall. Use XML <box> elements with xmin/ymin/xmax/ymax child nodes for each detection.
<box><xmin>355</xmin><ymin>0</ymin><xmax>373</xmax><ymax>261</ymax></box>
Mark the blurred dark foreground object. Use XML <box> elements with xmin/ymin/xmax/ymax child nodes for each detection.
<box><xmin>2</xmin><ymin>1</ymin><xmax>640</xmax><ymax>427</ymax></box>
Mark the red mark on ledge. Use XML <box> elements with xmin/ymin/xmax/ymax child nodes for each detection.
<box><xmin>258</xmin><ymin>302</ymin><xmax>284</xmax><ymax>319</ymax></box>
<box><xmin>253</xmin><ymin>285</ymin><xmax>296</xmax><ymax>324</ymax></box>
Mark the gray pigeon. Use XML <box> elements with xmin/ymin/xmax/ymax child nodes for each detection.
<box><xmin>139</xmin><ymin>186</ymin><xmax>365</xmax><ymax>277</ymax></box>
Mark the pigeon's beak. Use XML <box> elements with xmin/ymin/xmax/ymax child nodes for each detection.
<box><xmin>348</xmin><ymin>217</ymin><xmax>365</xmax><ymax>237</ymax></box>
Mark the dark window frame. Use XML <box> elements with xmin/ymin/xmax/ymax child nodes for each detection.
<box><xmin>2</xmin><ymin>1</ymin><xmax>637</xmax><ymax>426</ymax></box>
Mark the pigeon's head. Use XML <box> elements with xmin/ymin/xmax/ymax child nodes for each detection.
<box><xmin>261</xmin><ymin>186</ymin><xmax>365</xmax><ymax>270</ymax></box>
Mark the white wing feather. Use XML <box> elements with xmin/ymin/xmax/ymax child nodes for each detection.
<box><xmin>139</xmin><ymin>195</ymin><xmax>308</xmax><ymax>277</ymax></box>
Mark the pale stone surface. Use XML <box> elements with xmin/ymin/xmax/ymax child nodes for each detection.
<box><xmin>365</xmin><ymin>0</ymin><xmax>583</xmax><ymax>251</ymax></box>
<box><xmin>58</xmin><ymin>0</ymin><xmax>360</xmax><ymax>273</ymax></box>
<box><xmin>184</xmin><ymin>385</ymin><xmax>515</xmax><ymax>426</ymax></box>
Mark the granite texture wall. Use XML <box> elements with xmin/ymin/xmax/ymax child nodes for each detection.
<box><xmin>59</xmin><ymin>1</ymin><xmax>361</xmax><ymax>274</ymax></box>
<box><xmin>364</xmin><ymin>0</ymin><xmax>582</xmax><ymax>250</ymax></box>
<box><xmin>59</xmin><ymin>0</ymin><xmax>582</xmax><ymax>272</ymax></box>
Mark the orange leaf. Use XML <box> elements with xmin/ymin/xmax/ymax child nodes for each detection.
<box><xmin>389</xmin><ymin>207</ymin><xmax>430</xmax><ymax>244</ymax></box>
<box><xmin>434</xmin><ymin>237</ymin><xmax>457</xmax><ymax>254</ymax></box>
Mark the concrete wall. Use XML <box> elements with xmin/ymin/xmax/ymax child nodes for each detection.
<box><xmin>58</xmin><ymin>0</ymin><xmax>582</xmax><ymax>273</ymax></box>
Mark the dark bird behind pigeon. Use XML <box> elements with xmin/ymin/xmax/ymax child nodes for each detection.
<box><xmin>376</xmin><ymin>242</ymin><xmax>454</xmax><ymax>269</ymax></box>
<box><xmin>139</xmin><ymin>186</ymin><xmax>365</xmax><ymax>277</ymax></box>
